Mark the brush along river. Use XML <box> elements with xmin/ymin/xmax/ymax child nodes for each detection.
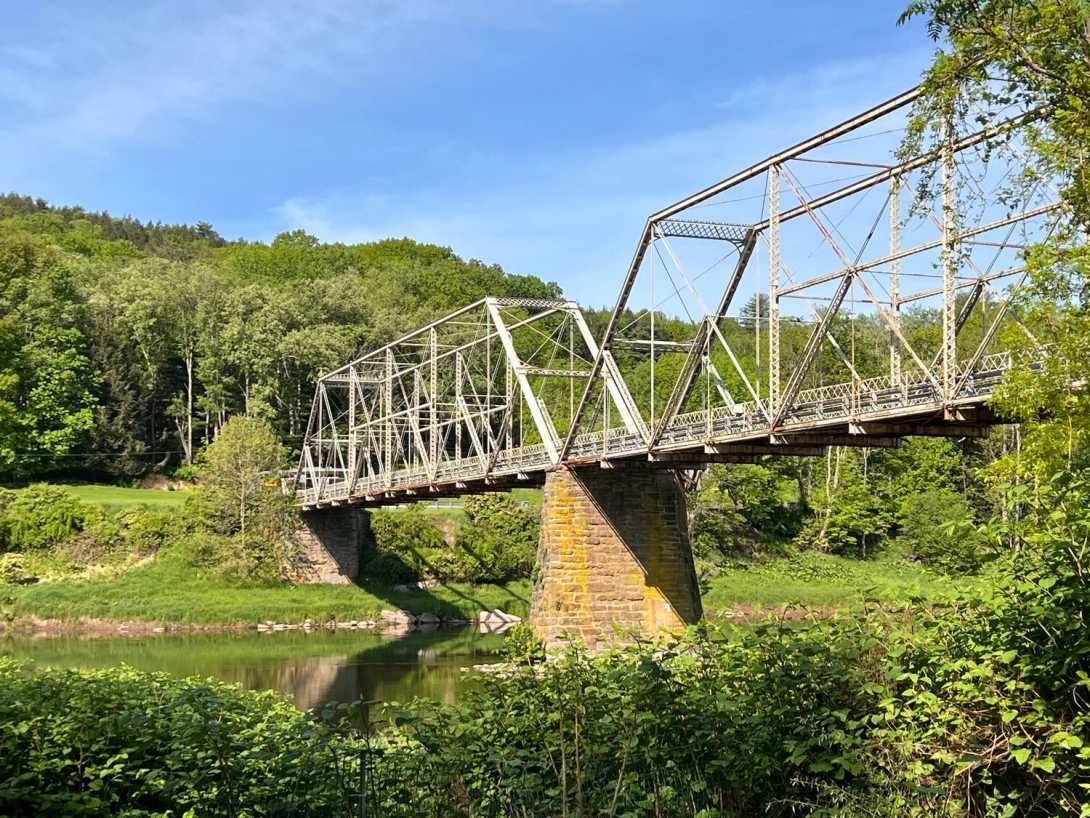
<box><xmin>1</xmin><ymin>626</ymin><xmax>508</xmax><ymax>722</ymax></box>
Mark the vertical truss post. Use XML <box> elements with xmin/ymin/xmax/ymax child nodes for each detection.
<box><xmin>315</xmin><ymin>384</ymin><xmax>326</xmax><ymax>496</ymax></box>
<box><xmin>455</xmin><ymin>352</ymin><xmax>464</xmax><ymax>466</ymax></box>
<box><xmin>505</xmin><ymin>362</ymin><xmax>513</xmax><ymax>452</ymax></box>
<box><xmin>889</xmin><ymin>175</ymin><xmax>902</xmax><ymax>383</ymax></box>
<box><xmin>941</xmin><ymin>124</ymin><xmax>957</xmax><ymax>402</ymax></box>
<box><xmin>768</xmin><ymin>165</ymin><xmax>782</xmax><ymax>420</ymax></box>
<box><xmin>383</xmin><ymin>349</ymin><xmax>394</xmax><ymax>489</ymax></box>
<box><xmin>347</xmin><ymin>366</ymin><xmax>358</xmax><ymax>494</ymax></box>
<box><xmin>429</xmin><ymin>328</ymin><xmax>438</xmax><ymax>480</ymax></box>
<box><xmin>486</xmin><ymin>309</ymin><xmax>492</xmax><ymax>443</ymax></box>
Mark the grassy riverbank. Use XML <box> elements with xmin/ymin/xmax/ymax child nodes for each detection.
<box><xmin>701</xmin><ymin>551</ymin><xmax>951</xmax><ymax>612</ymax></box>
<box><xmin>3</xmin><ymin>546</ymin><xmax>950</xmax><ymax>630</ymax></box>
<box><xmin>4</xmin><ymin>549</ymin><xmax>531</xmax><ymax>627</ymax></box>
<box><xmin>0</xmin><ymin>481</ymin><xmax>952</xmax><ymax>629</ymax></box>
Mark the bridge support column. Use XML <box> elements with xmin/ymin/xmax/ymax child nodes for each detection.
<box><xmin>290</xmin><ymin>509</ymin><xmax>368</xmax><ymax>584</ymax></box>
<box><xmin>530</xmin><ymin>466</ymin><xmax>702</xmax><ymax>650</ymax></box>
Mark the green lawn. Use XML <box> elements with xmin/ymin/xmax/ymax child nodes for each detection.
<box><xmin>13</xmin><ymin>483</ymin><xmax>191</xmax><ymax>513</ymax></box>
<box><xmin>701</xmin><ymin>552</ymin><xmax>952</xmax><ymax>612</ymax></box>
<box><xmin>7</xmin><ymin>549</ymin><xmax>531</xmax><ymax>626</ymax></box>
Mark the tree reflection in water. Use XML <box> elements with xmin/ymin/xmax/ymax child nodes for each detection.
<box><xmin>3</xmin><ymin>627</ymin><xmax>507</xmax><ymax>726</ymax></box>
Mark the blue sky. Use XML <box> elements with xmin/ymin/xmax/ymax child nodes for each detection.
<box><xmin>0</xmin><ymin>1</ymin><xmax>934</xmax><ymax>307</ymax></box>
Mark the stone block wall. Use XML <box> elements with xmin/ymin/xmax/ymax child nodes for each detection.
<box><xmin>530</xmin><ymin>466</ymin><xmax>702</xmax><ymax>650</ymax></box>
<box><xmin>290</xmin><ymin>508</ymin><xmax>368</xmax><ymax>584</ymax></box>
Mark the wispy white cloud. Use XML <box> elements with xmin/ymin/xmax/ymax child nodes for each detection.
<box><xmin>0</xmin><ymin>1</ymin><xmax>533</xmax><ymax>157</ymax></box>
<box><xmin>269</xmin><ymin>48</ymin><xmax>932</xmax><ymax>306</ymax></box>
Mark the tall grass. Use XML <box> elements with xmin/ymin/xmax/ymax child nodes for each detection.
<box><xmin>701</xmin><ymin>552</ymin><xmax>951</xmax><ymax>611</ymax></box>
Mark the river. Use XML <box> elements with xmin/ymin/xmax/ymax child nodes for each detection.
<box><xmin>1</xmin><ymin>627</ymin><xmax>508</xmax><ymax>720</ymax></box>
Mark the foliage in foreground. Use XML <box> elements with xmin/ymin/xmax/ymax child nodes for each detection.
<box><xmin>0</xmin><ymin>472</ymin><xmax>1086</xmax><ymax>817</ymax></box>
<box><xmin>371</xmin><ymin>472</ymin><xmax>1089</xmax><ymax>817</ymax></box>
<box><xmin>0</xmin><ymin>659</ymin><xmax>360</xmax><ymax>818</ymax></box>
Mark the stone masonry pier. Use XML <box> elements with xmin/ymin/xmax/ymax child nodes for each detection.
<box><xmin>291</xmin><ymin>508</ymin><xmax>368</xmax><ymax>584</ymax></box>
<box><xmin>530</xmin><ymin>466</ymin><xmax>702</xmax><ymax>650</ymax></box>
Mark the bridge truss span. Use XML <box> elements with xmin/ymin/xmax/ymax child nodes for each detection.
<box><xmin>295</xmin><ymin>87</ymin><xmax>1064</xmax><ymax>509</ymax></box>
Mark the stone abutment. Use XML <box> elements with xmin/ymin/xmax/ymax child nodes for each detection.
<box><xmin>291</xmin><ymin>508</ymin><xmax>368</xmax><ymax>584</ymax></box>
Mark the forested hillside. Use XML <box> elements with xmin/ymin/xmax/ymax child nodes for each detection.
<box><xmin>0</xmin><ymin>193</ymin><xmax>559</xmax><ymax>480</ymax></box>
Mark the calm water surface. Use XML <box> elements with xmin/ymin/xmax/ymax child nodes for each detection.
<box><xmin>2</xmin><ymin>628</ymin><xmax>507</xmax><ymax>715</ymax></box>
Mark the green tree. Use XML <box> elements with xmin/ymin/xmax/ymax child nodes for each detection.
<box><xmin>797</xmin><ymin>448</ymin><xmax>893</xmax><ymax>557</ymax></box>
<box><xmin>196</xmin><ymin>415</ymin><xmax>286</xmax><ymax>560</ymax></box>
<box><xmin>900</xmin><ymin>0</ymin><xmax>1090</xmax><ymax>479</ymax></box>
<box><xmin>899</xmin><ymin>487</ymin><xmax>984</xmax><ymax>571</ymax></box>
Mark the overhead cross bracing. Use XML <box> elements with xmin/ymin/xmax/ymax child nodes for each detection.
<box><xmin>294</xmin><ymin>87</ymin><xmax>1063</xmax><ymax>510</ymax></box>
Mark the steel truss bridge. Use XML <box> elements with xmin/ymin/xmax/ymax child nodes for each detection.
<box><xmin>294</xmin><ymin>87</ymin><xmax>1063</xmax><ymax>510</ymax></box>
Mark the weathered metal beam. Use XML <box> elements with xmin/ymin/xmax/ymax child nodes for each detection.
<box><xmin>654</xmin><ymin>87</ymin><xmax>921</xmax><ymax>221</ymax></box>
<box><xmin>752</xmin><ymin>110</ymin><xmax>1040</xmax><ymax>232</ymax></box>
<box><xmin>849</xmin><ymin>422</ymin><xmax>989</xmax><ymax>438</ymax></box>
<box><xmin>704</xmin><ymin>443</ymin><xmax>826</xmax><ymax>457</ymax></box>
<box><xmin>772</xmin><ymin>433</ymin><xmax>901</xmax><ymax>449</ymax></box>
<box><xmin>775</xmin><ymin>205</ymin><xmax>1057</xmax><ymax>298</ymax></box>
<box><xmin>604</xmin><ymin>457</ymin><xmax>760</xmax><ymax>469</ymax></box>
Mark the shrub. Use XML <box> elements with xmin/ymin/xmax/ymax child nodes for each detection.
<box><xmin>3</xmin><ymin>485</ymin><xmax>102</xmax><ymax>551</ymax></box>
<box><xmin>0</xmin><ymin>488</ymin><xmax>15</xmax><ymax>552</ymax></box>
<box><xmin>0</xmin><ymin>554</ymin><xmax>29</xmax><ymax>584</ymax></box>
<box><xmin>364</xmin><ymin>551</ymin><xmax>419</xmax><ymax>584</ymax></box>
<box><xmin>0</xmin><ymin>659</ymin><xmax>360</xmax><ymax>817</ymax></box>
<box><xmin>119</xmin><ymin>507</ymin><xmax>189</xmax><ymax>554</ymax></box>
<box><xmin>457</xmin><ymin>493</ymin><xmax>538</xmax><ymax>581</ymax></box>
<box><xmin>366</xmin><ymin>507</ymin><xmax>446</xmax><ymax>581</ymax></box>
<box><xmin>899</xmin><ymin>488</ymin><xmax>984</xmax><ymax>572</ymax></box>
<box><xmin>502</xmin><ymin>622</ymin><xmax>544</xmax><ymax>666</ymax></box>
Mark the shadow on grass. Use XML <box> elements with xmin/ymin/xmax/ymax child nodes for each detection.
<box><xmin>350</xmin><ymin>576</ymin><xmax>530</xmax><ymax>620</ymax></box>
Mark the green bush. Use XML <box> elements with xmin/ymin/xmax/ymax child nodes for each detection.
<box><xmin>0</xmin><ymin>659</ymin><xmax>360</xmax><ymax>817</ymax></box>
<box><xmin>459</xmin><ymin>493</ymin><xmax>537</xmax><ymax>580</ymax></box>
<box><xmin>367</xmin><ymin>507</ymin><xmax>446</xmax><ymax>582</ymax></box>
<box><xmin>118</xmin><ymin>506</ymin><xmax>189</xmax><ymax>554</ymax></box>
<box><xmin>0</xmin><ymin>554</ymin><xmax>29</xmax><ymax>584</ymax></box>
<box><xmin>502</xmin><ymin>622</ymin><xmax>544</xmax><ymax>666</ymax></box>
<box><xmin>363</xmin><ymin>551</ymin><xmax>418</xmax><ymax>584</ymax></box>
<box><xmin>363</xmin><ymin>471</ymin><xmax>1090</xmax><ymax>816</ymax></box>
<box><xmin>365</xmin><ymin>496</ymin><xmax>538</xmax><ymax>585</ymax></box>
<box><xmin>0</xmin><ymin>488</ymin><xmax>15</xmax><ymax>552</ymax></box>
<box><xmin>898</xmin><ymin>488</ymin><xmax>984</xmax><ymax>572</ymax></box>
<box><xmin>3</xmin><ymin>485</ymin><xmax>103</xmax><ymax>552</ymax></box>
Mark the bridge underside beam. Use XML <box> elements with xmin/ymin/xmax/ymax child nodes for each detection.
<box><xmin>772</xmin><ymin>433</ymin><xmax>902</xmax><ymax>449</ymax></box>
<box><xmin>703</xmin><ymin>443</ymin><xmax>826</xmax><ymax>457</ymax></box>
<box><xmin>849</xmin><ymin>422</ymin><xmax>989</xmax><ymax>438</ymax></box>
<box><xmin>605</xmin><ymin>457</ymin><xmax>761</xmax><ymax>469</ymax></box>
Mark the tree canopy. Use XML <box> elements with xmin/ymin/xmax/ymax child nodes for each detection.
<box><xmin>0</xmin><ymin>196</ymin><xmax>559</xmax><ymax>479</ymax></box>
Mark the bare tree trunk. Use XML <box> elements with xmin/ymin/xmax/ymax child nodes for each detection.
<box><xmin>185</xmin><ymin>349</ymin><xmax>195</xmax><ymax>465</ymax></box>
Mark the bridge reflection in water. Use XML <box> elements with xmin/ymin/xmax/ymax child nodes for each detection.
<box><xmin>3</xmin><ymin>628</ymin><xmax>506</xmax><ymax>718</ymax></box>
